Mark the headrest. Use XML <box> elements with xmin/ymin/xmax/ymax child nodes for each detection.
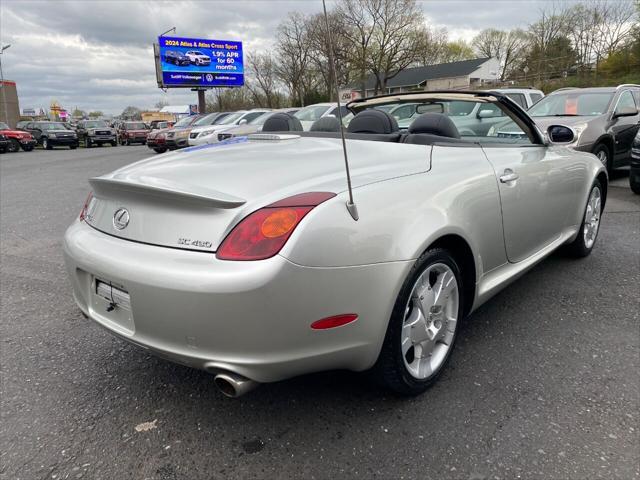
<box><xmin>262</xmin><ymin>113</ymin><xmax>303</xmax><ymax>132</ymax></box>
<box><xmin>310</xmin><ymin>116</ymin><xmax>341</xmax><ymax>132</ymax></box>
<box><xmin>408</xmin><ymin>113</ymin><xmax>460</xmax><ymax>139</ymax></box>
<box><xmin>347</xmin><ymin>109</ymin><xmax>399</xmax><ymax>134</ymax></box>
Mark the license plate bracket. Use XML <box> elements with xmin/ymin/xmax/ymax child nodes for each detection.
<box><xmin>90</xmin><ymin>278</ymin><xmax>135</xmax><ymax>334</ymax></box>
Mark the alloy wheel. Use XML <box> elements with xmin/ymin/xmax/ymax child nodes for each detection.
<box><xmin>583</xmin><ymin>186</ymin><xmax>601</xmax><ymax>249</ymax></box>
<box><xmin>401</xmin><ymin>263</ymin><xmax>459</xmax><ymax>379</ymax></box>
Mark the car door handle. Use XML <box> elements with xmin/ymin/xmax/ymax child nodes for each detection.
<box><xmin>499</xmin><ymin>170</ymin><xmax>519</xmax><ymax>183</ymax></box>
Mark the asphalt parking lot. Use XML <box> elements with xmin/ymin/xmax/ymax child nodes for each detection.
<box><xmin>1</xmin><ymin>145</ymin><xmax>639</xmax><ymax>480</ymax></box>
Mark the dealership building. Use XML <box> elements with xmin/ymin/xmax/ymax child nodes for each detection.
<box><xmin>360</xmin><ymin>57</ymin><xmax>500</xmax><ymax>96</ymax></box>
<box><xmin>0</xmin><ymin>80</ymin><xmax>20</xmax><ymax>128</ymax></box>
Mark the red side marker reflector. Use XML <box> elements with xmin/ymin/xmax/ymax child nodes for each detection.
<box><xmin>311</xmin><ymin>314</ymin><xmax>358</xmax><ymax>330</ymax></box>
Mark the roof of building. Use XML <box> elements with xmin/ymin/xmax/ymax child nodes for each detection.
<box><xmin>363</xmin><ymin>58</ymin><xmax>493</xmax><ymax>90</ymax></box>
<box><xmin>159</xmin><ymin>105</ymin><xmax>191</xmax><ymax>114</ymax></box>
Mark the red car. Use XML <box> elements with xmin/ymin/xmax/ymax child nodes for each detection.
<box><xmin>0</xmin><ymin>122</ymin><xmax>37</xmax><ymax>152</ymax></box>
<box><xmin>118</xmin><ymin>122</ymin><xmax>150</xmax><ymax>146</ymax></box>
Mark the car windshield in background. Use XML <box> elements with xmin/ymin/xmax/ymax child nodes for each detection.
<box><xmin>193</xmin><ymin>113</ymin><xmax>219</xmax><ymax>126</ymax></box>
<box><xmin>40</xmin><ymin>123</ymin><xmax>69</xmax><ymax>130</ymax></box>
<box><xmin>126</xmin><ymin>123</ymin><xmax>146</xmax><ymax>130</ymax></box>
<box><xmin>173</xmin><ymin>116</ymin><xmax>194</xmax><ymax>128</ymax></box>
<box><xmin>295</xmin><ymin>105</ymin><xmax>330</xmax><ymax>121</ymax></box>
<box><xmin>217</xmin><ymin>112</ymin><xmax>244</xmax><ymax>125</ymax></box>
<box><xmin>248</xmin><ymin>112</ymin><xmax>273</xmax><ymax>125</ymax></box>
<box><xmin>85</xmin><ymin>121</ymin><xmax>108</xmax><ymax>128</ymax></box>
<box><xmin>0</xmin><ymin>122</ymin><xmax>9</xmax><ymax>129</ymax></box>
<box><xmin>528</xmin><ymin>92</ymin><xmax>614</xmax><ymax>117</ymax></box>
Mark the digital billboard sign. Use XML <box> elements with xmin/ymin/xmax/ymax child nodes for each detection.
<box><xmin>157</xmin><ymin>36</ymin><xmax>243</xmax><ymax>88</ymax></box>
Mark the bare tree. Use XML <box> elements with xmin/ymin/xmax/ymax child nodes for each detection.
<box><xmin>416</xmin><ymin>27</ymin><xmax>450</xmax><ymax>65</ymax></box>
<box><xmin>474</xmin><ymin>28</ymin><xmax>529</xmax><ymax>80</ymax></box>
<box><xmin>593</xmin><ymin>0</ymin><xmax>637</xmax><ymax>58</ymax></box>
<box><xmin>276</xmin><ymin>12</ymin><xmax>314</xmax><ymax>106</ymax></box>
<box><xmin>246</xmin><ymin>52</ymin><xmax>282</xmax><ymax>108</ymax></box>
<box><xmin>367</xmin><ymin>0</ymin><xmax>428</xmax><ymax>93</ymax></box>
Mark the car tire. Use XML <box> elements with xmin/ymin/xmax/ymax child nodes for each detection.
<box><xmin>371</xmin><ymin>248</ymin><xmax>463</xmax><ymax>395</ymax></box>
<box><xmin>153</xmin><ymin>148</ymin><xmax>167</xmax><ymax>154</ymax></box>
<box><xmin>565</xmin><ymin>179</ymin><xmax>603</xmax><ymax>257</ymax></box>
<box><xmin>8</xmin><ymin>138</ymin><xmax>20</xmax><ymax>153</ymax></box>
<box><xmin>43</xmin><ymin>138</ymin><xmax>52</xmax><ymax>150</ymax></box>
<box><xmin>21</xmin><ymin>145</ymin><xmax>34</xmax><ymax>152</ymax></box>
<box><xmin>85</xmin><ymin>137</ymin><xmax>92</xmax><ymax>148</ymax></box>
<box><xmin>593</xmin><ymin>143</ymin><xmax>612</xmax><ymax>172</ymax></box>
<box><xmin>110</xmin><ymin>141</ymin><xmax>117</xmax><ymax>147</ymax></box>
<box><xmin>629</xmin><ymin>172</ymin><xmax>640</xmax><ymax>195</ymax></box>
<box><xmin>70</xmin><ymin>145</ymin><xmax>77</xmax><ymax>150</ymax></box>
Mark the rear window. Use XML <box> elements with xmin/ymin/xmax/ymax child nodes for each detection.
<box><xmin>126</xmin><ymin>123</ymin><xmax>146</xmax><ymax>130</ymax></box>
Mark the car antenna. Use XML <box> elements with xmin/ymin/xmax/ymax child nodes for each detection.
<box><xmin>322</xmin><ymin>0</ymin><xmax>358</xmax><ymax>221</ymax></box>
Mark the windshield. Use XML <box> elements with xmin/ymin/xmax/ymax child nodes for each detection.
<box><xmin>218</xmin><ymin>112</ymin><xmax>244</xmax><ymax>125</ymax></box>
<box><xmin>295</xmin><ymin>105</ymin><xmax>331</xmax><ymax>121</ymax></box>
<box><xmin>193</xmin><ymin>113</ymin><xmax>220</xmax><ymax>126</ymax></box>
<box><xmin>0</xmin><ymin>122</ymin><xmax>9</xmax><ymax>129</ymax></box>
<box><xmin>248</xmin><ymin>112</ymin><xmax>273</xmax><ymax>125</ymax></box>
<box><xmin>125</xmin><ymin>122</ymin><xmax>146</xmax><ymax>130</ymax></box>
<box><xmin>84</xmin><ymin>121</ymin><xmax>108</xmax><ymax>128</ymax></box>
<box><xmin>529</xmin><ymin>92</ymin><xmax>613</xmax><ymax>117</ymax></box>
<box><xmin>173</xmin><ymin>116</ymin><xmax>194</xmax><ymax>128</ymax></box>
<box><xmin>41</xmin><ymin>123</ymin><xmax>69</xmax><ymax>130</ymax></box>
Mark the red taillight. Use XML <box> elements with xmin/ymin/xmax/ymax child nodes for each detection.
<box><xmin>311</xmin><ymin>314</ymin><xmax>358</xmax><ymax>330</ymax></box>
<box><xmin>79</xmin><ymin>192</ymin><xmax>93</xmax><ymax>221</ymax></box>
<box><xmin>216</xmin><ymin>192</ymin><xmax>336</xmax><ymax>261</ymax></box>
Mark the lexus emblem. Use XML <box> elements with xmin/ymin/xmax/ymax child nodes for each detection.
<box><xmin>113</xmin><ymin>208</ymin><xmax>130</xmax><ymax>230</ymax></box>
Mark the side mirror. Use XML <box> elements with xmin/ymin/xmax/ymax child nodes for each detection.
<box><xmin>547</xmin><ymin>125</ymin><xmax>575</xmax><ymax>144</ymax></box>
<box><xmin>477</xmin><ymin>109</ymin><xmax>497</xmax><ymax>119</ymax></box>
<box><xmin>613</xmin><ymin>106</ymin><xmax>638</xmax><ymax>118</ymax></box>
<box><xmin>238</xmin><ymin>119</ymin><xmax>248</xmax><ymax>125</ymax></box>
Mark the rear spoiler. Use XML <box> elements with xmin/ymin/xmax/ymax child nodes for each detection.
<box><xmin>89</xmin><ymin>175</ymin><xmax>246</xmax><ymax>209</ymax></box>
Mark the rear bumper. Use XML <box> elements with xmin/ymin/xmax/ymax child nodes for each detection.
<box><xmin>63</xmin><ymin>220</ymin><xmax>409</xmax><ymax>383</ymax></box>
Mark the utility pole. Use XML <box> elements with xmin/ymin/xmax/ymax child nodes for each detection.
<box><xmin>0</xmin><ymin>44</ymin><xmax>12</xmax><ymax>126</ymax></box>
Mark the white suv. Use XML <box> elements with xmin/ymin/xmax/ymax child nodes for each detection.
<box><xmin>188</xmin><ymin>110</ymin><xmax>271</xmax><ymax>146</ymax></box>
<box><xmin>185</xmin><ymin>51</ymin><xmax>211</xmax><ymax>66</ymax></box>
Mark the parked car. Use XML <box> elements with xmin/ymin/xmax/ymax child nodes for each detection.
<box><xmin>630</xmin><ymin>131</ymin><xmax>640</xmax><ymax>194</ymax></box>
<box><xmin>0</xmin><ymin>133</ymin><xmax>9</xmax><ymax>153</ymax></box>
<box><xmin>0</xmin><ymin>122</ymin><xmax>37</xmax><ymax>152</ymax></box>
<box><xmin>24</xmin><ymin>121</ymin><xmax>77</xmax><ymax>149</ymax></box>
<box><xmin>164</xmin><ymin>50</ymin><xmax>190</xmax><ymax>66</ymax></box>
<box><xmin>185</xmin><ymin>50</ymin><xmax>211</xmax><ymax>66</ymax></box>
<box><xmin>64</xmin><ymin>90</ymin><xmax>606</xmax><ymax>398</ymax></box>
<box><xmin>188</xmin><ymin>110</ymin><xmax>271</xmax><ymax>146</ymax></box>
<box><xmin>161</xmin><ymin>113</ymin><xmax>232</xmax><ymax>151</ymax></box>
<box><xmin>149</xmin><ymin>120</ymin><xmax>174</xmax><ymax>130</ymax></box>
<box><xmin>495</xmin><ymin>85</ymin><xmax>640</xmax><ymax>172</ymax></box>
<box><xmin>146</xmin><ymin>115</ymin><xmax>198</xmax><ymax>154</ymax></box>
<box><xmin>294</xmin><ymin>103</ymin><xmax>351</xmax><ymax>130</ymax></box>
<box><xmin>16</xmin><ymin>120</ymin><xmax>31</xmax><ymax>131</ymax></box>
<box><xmin>118</xmin><ymin>122</ymin><xmax>150</xmax><ymax>145</ymax></box>
<box><xmin>76</xmin><ymin>120</ymin><xmax>117</xmax><ymax>148</ymax></box>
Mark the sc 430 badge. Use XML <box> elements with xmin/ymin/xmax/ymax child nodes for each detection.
<box><xmin>178</xmin><ymin>238</ymin><xmax>213</xmax><ymax>249</ymax></box>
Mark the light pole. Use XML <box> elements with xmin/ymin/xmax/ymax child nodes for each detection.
<box><xmin>0</xmin><ymin>44</ymin><xmax>11</xmax><ymax>126</ymax></box>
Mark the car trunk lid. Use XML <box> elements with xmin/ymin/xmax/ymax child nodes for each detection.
<box><xmin>84</xmin><ymin>135</ymin><xmax>430</xmax><ymax>252</ymax></box>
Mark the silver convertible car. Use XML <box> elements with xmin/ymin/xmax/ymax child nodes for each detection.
<box><xmin>64</xmin><ymin>91</ymin><xmax>607</xmax><ymax>397</ymax></box>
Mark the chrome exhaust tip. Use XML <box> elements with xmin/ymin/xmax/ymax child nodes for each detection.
<box><xmin>214</xmin><ymin>372</ymin><xmax>259</xmax><ymax>398</ymax></box>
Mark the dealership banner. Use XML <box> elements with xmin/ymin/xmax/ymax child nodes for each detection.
<box><xmin>157</xmin><ymin>36</ymin><xmax>244</xmax><ymax>88</ymax></box>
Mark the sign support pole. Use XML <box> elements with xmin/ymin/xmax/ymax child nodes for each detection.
<box><xmin>197</xmin><ymin>90</ymin><xmax>206</xmax><ymax>114</ymax></box>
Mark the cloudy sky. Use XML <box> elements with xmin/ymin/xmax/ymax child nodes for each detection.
<box><xmin>1</xmin><ymin>0</ymin><xmax>585</xmax><ymax>115</ymax></box>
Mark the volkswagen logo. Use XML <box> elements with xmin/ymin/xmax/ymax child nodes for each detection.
<box><xmin>113</xmin><ymin>208</ymin><xmax>130</xmax><ymax>230</ymax></box>
<box><xmin>206</xmin><ymin>73</ymin><xmax>213</xmax><ymax>82</ymax></box>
